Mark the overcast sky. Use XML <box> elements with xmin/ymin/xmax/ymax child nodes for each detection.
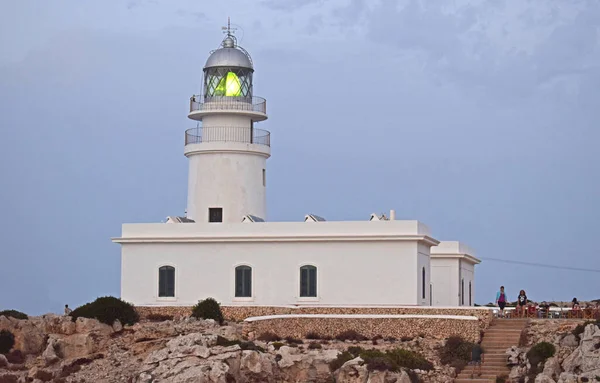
<box><xmin>1</xmin><ymin>0</ymin><xmax>599</xmax><ymax>314</ymax></box>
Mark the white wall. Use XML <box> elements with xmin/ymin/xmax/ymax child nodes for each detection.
<box><xmin>460</xmin><ymin>261</ymin><xmax>475</xmax><ymax>306</ymax></box>
<box><xmin>120</xmin><ymin>240</ymin><xmax>425</xmax><ymax>306</ymax></box>
<box><xmin>431</xmin><ymin>258</ymin><xmax>459</xmax><ymax>306</ymax></box>
<box><xmin>417</xmin><ymin>252</ymin><xmax>430</xmax><ymax>306</ymax></box>
<box><xmin>185</xmin><ymin>142</ymin><xmax>269</xmax><ymax>223</ymax></box>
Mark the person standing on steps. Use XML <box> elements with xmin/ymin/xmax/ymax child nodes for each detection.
<box><xmin>470</xmin><ymin>339</ymin><xmax>485</xmax><ymax>379</ymax></box>
<box><xmin>496</xmin><ymin>286</ymin><xmax>508</xmax><ymax>318</ymax></box>
<box><xmin>517</xmin><ymin>290</ymin><xmax>528</xmax><ymax>318</ymax></box>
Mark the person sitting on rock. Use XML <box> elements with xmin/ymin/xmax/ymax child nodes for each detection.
<box><xmin>64</xmin><ymin>304</ymin><xmax>73</xmax><ymax>316</ymax></box>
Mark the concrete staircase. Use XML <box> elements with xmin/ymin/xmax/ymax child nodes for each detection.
<box><xmin>454</xmin><ymin>318</ymin><xmax>528</xmax><ymax>383</ymax></box>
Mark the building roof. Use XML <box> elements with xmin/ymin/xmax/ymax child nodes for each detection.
<box><xmin>205</xmin><ymin>46</ymin><xmax>253</xmax><ymax>69</ymax></box>
<box><xmin>431</xmin><ymin>241</ymin><xmax>481</xmax><ymax>264</ymax></box>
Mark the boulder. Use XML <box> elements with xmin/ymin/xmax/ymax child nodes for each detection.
<box><xmin>41</xmin><ymin>338</ymin><xmax>60</xmax><ymax>366</ymax></box>
<box><xmin>534</xmin><ymin>374</ymin><xmax>556</xmax><ymax>383</ymax></box>
<box><xmin>334</xmin><ymin>357</ymin><xmax>369</xmax><ymax>383</ymax></box>
<box><xmin>112</xmin><ymin>320</ymin><xmax>123</xmax><ymax>333</ymax></box>
<box><xmin>240</xmin><ymin>350</ymin><xmax>274</xmax><ymax>382</ymax></box>
<box><xmin>559</xmin><ymin>334</ymin><xmax>578</xmax><ymax>348</ymax></box>
<box><xmin>0</xmin><ymin>354</ymin><xmax>8</xmax><ymax>368</ymax></box>
<box><xmin>74</xmin><ymin>318</ymin><xmax>113</xmax><ymax>336</ymax></box>
<box><xmin>0</xmin><ymin>316</ymin><xmax>46</xmax><ymax>355</ymax></box>
<box><xmin>56</xmin><ymin>333</ymin><xmax>98</xmax><ymax>359</ymax></box>
<box><xmin>541</xmin><ymin>357</ymin><xmax>561</xmax><ymax>380</ymax></box>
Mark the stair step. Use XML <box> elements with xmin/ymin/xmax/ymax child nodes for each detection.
<box><xmin>457</xmin><ymin>374</ymin><xmax>499</xmax><ymax>379</ymax></box>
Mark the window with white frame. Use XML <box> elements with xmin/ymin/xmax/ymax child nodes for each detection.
<box><xmin>300</xmin><ymin>265</ymin><xmax>317</xmax><ymax>297</ymax></box>
<box><xmin>235</xmin><ymin>265</ymin><xmax>252</xmax><ymax>297</ymax></box>
<box><xmin>158</xmin><ymin>266</ymin><xmax>175</xmax><ymax>297</ymax></box>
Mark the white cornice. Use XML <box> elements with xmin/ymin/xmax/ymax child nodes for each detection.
<box><xmin>431</xmin><ymin>253</ymin><xmax>481</xmax><ymax>264</ymax></box>
<box><xmin>112</xmin><ymin>234</ymin><xmax>440</xmax><ymax>246</ymax></box>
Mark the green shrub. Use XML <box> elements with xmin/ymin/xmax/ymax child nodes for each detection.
<box><xmin>527</xmin><ymin>342</ymin><xmax>556</xmax><ymax>367</ymax></box>
<box><xmin>257</xmin><ymin>332</ymin><xmax>281</xmax><ymax>342</ymax></box>
<box><xmin>305</xmin><ymin>332</ymin><xmax>321</xmax><ymax>339</ymax></box>
<box><xmin>439</xmin><ymin>336</ymin><xmax>474</xmax><ymax>364</ymax></box>
<box><xmin>0</xmin><ymin>310</ymin><xmax>28</xmax><ymax>320</ymax></box>
<box><xmin>0</xmin><ymin>329</ymin><xmax>15</xmax><ymax>354</ymax></box>
<box><xmin>335</xmin><ymin>330</ymin><xmax>368</xmax><ymax>341</ymax></box>
<box><xmin>329</xmin><ymin>351</ymin><xmax>355</xmax><ymax>372</ymax></box>
<box><xmin>240</xmin><ymin>341</ymin><xmax>264</xmax><ymax>352</ymax></box>
<box><xmin>365</xmin><ymin>356</ymin><xmax>397</xmax><ymax>372</ymax></box>
<box><xmin>308</xmin><ymin>342</ymin><xmax>322</xmax><ymax>350</ymax></box>
<box><xmin>385</xmin><ymin>348</ymin><xmax>433</xmax><ymax>371</ymax></box>
<box><xmin>285</xmin><ymin>336</ymin><xmax>303</xmax><ymax>345</ymax></box>
<box><xmin>272</xmin><ymin>342</ymin><xmax>284</xmax><ymax>350</ymax></box>
<box><xmin>70</xmin><ymin>296</ymin><xmax>139</xmax><ymax>326</ymax></box>
<box><xmin>438</xmin><ymin>336</ymin><xmax>475</xmax><ymax>373</ymax></box>
<box><xmin>191</xmin><ymin>298</ymin><xmax>224</xmax><ymax>324</ymax></box>
<box><xmin>347</xmin><ymin>346</ymin><xmax>364</xmax><ymax>357</ymax></box>
<box><xmin>216</xmin><ymin>336</ymin><xmax>240</xmax><ymax>347</ymax></box>
<box><xmin>146</xmin><ymin>313</ymin><xmax>173</xmax><ymax>322</ymax></box>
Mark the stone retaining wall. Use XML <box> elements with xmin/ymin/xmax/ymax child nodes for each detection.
<box><xmin>242</xmin><ymin>315</ymin><xmax>483</xmax><ymax>342</ymax></box>
<box><xmin>136</xmin><ymin>306</ymin><xmax>493</xmax><ymax>331</ymax></box>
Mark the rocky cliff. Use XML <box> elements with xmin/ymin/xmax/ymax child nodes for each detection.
<box><xmin>506</xmin><ymin>320</ymin><xmax>600</xmax><ymax>383</ymax></box>
<box><xmin>0</xmin><ymin>314</ymin><xmax>457</xmax><ymax>383</ymax></box>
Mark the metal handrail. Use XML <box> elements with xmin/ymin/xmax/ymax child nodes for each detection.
<box><xmin>189</xmin><ymin>95</ymin><xmax>267</xmax><ymax>114</ymax></box>
<box><xmin>185</xmin><ymin>126</ymin><xmax>270</xmax><ymax>147</ymax></box>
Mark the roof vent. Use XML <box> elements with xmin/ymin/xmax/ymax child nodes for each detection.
<box><xmin>369</xmin><ymin>213</ymin><xmax>389</xmax><ymax>221</ymax></box>
<box><xmin>242</xmin><ymin>215</ymin><xmax>265</xmax><ymax>223</ymax></box>
<box><xmin>304</xmin><ymin>214</ymin><xmax>326</xmax><ymax>222</ymax></box>
<box><xmin>165</xmin><ymin>216</ymin><xmax>195</xmax><ymax>223</ymax></box>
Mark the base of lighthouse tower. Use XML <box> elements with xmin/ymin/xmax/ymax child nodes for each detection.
<box><xmin>184</xmin><ymin>137</ymin><xmax>270</xmax><ymax>223</ymax></box>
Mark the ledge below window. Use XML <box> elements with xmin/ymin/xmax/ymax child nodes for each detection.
<box><xmin>157</xmin><ymin>297</ymin><xmax>177</xmax><ymax>302</ymax></box>
<box><xmin>296</xmin><ymin>297</ymin><xmax>320</xmax><ymax>303</ymax></box>
<box><xmin>232</xmin><ymin>297</ymin><xmax>254</xmax><ymax>303</ymax></box>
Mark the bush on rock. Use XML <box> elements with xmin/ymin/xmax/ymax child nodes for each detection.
<box><xmin>191</xmin><ymin>298</ymin><xmax>224</xmax><ymax>325</ymax></box>
<box><xmin>0</xmin><ymin>310</ymin><xmax>28</xmax><ymax>320</ymax></box>
<box><xmin>70</xmin><ymin>296</ymin><xmax>139</xmax><ymax>326</ymax></box>
<box><xmin>0</xmin><ymin>329</ymin><xmax>15</xmax><ymax>354</ymax></box>
<box><xmin>438</xmin><ymin>336</ymin><xmax>475</xmax><ymax>373</ymax></box>
<box><xmin>526</xmin><ymin>342</ymin><xmax>555</xmax><ymax>367</ymax></box>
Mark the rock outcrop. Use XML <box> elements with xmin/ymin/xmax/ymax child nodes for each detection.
<box><xmin>506</xmin><ymin>320</ymin><xmax>600</xmax><ymax>383</ymax></box>
<box><xmin>0</xmin><ymin>314</ymin><xmax>458</xmax><ymax>382</ymax></box>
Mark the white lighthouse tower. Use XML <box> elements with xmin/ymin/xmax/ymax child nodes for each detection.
<box><xmin>185</xmin><ymin>22</ymin><xmax>270</xmax><ymax>223</ymax></box>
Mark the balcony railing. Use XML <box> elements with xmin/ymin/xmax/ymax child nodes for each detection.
<box><xmin>189</xmin><ymin>95</ymin><xmax>267</xmax><ymax>114</ymax></box>
<box><xmin>185</xmin><ymin>126</ymin><xmax>271</xmax><ymax>147</ymax></box>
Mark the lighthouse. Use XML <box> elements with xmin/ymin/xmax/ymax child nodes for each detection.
<box><xmin>185</xmin><ymin>22</ymin><xmax>270</xmax><ymax>223</ymax></box>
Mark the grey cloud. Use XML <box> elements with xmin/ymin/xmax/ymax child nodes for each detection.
<box><xmin>305</xmin><ymin>15</ymin><xmax>324</xmax><ymax>35</ymax></box>
<box><xmin>261</xmin><ymin>0</ymin><xmax>324</xmax><ymax>11</ymax></box>
<box><xmin>337</xmin><ymin>0</ymin><xmax>600</xmax><ymax>104</ymax></box>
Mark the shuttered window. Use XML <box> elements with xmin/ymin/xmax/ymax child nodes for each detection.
<box><xmin>235</xmin><ymin>266</ymin><xmax>252</xmax><ymax>297</ymax></box>
<box><xmin>158</xmin><ymin>266</ymin><xmax>175</xmax><ymax>297</ymax></box>
<box><xmin>300</xmin><ymin>265</ymin><xmax>317</xmax><ymax>297</ymax></box>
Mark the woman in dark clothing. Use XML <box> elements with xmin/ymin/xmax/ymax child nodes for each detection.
<box><xmin>517</xmin><ymin>290</ymin><xmax>528</xmax><ymax>317</ymax></box>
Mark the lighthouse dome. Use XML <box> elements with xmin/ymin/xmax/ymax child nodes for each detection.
<box><xmin>204</xmin><ymin>37</ymin><xmax>253</xmax><ymax>70</ymax></box>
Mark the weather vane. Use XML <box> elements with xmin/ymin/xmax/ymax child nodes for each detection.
<box><xmin>221</xmin><ymin>17</ymin><xmax>237</xmax><ymax>37</ymax></box>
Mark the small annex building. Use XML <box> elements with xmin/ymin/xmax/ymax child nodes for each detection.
<box><xmin>112</xmin><ymin>26</ymin><xmax>481</xmax><ymax>310</ymax></box>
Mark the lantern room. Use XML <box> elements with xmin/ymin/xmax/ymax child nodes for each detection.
<box><xmin>203</xmin><ymin>36</ymin><xmax>253</xmax><ymax>100</ymax></box>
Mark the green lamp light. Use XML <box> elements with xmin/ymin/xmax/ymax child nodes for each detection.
<box><xmin>215</xmin><ymin>72</ymin><xmax>242</xmax><ymax>97</ymax></box>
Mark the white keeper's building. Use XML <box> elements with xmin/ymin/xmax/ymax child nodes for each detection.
<box><xmin>112</xmin><ymin>27</ymin><xmax>481</xmax><ymax>309</ymax></box>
